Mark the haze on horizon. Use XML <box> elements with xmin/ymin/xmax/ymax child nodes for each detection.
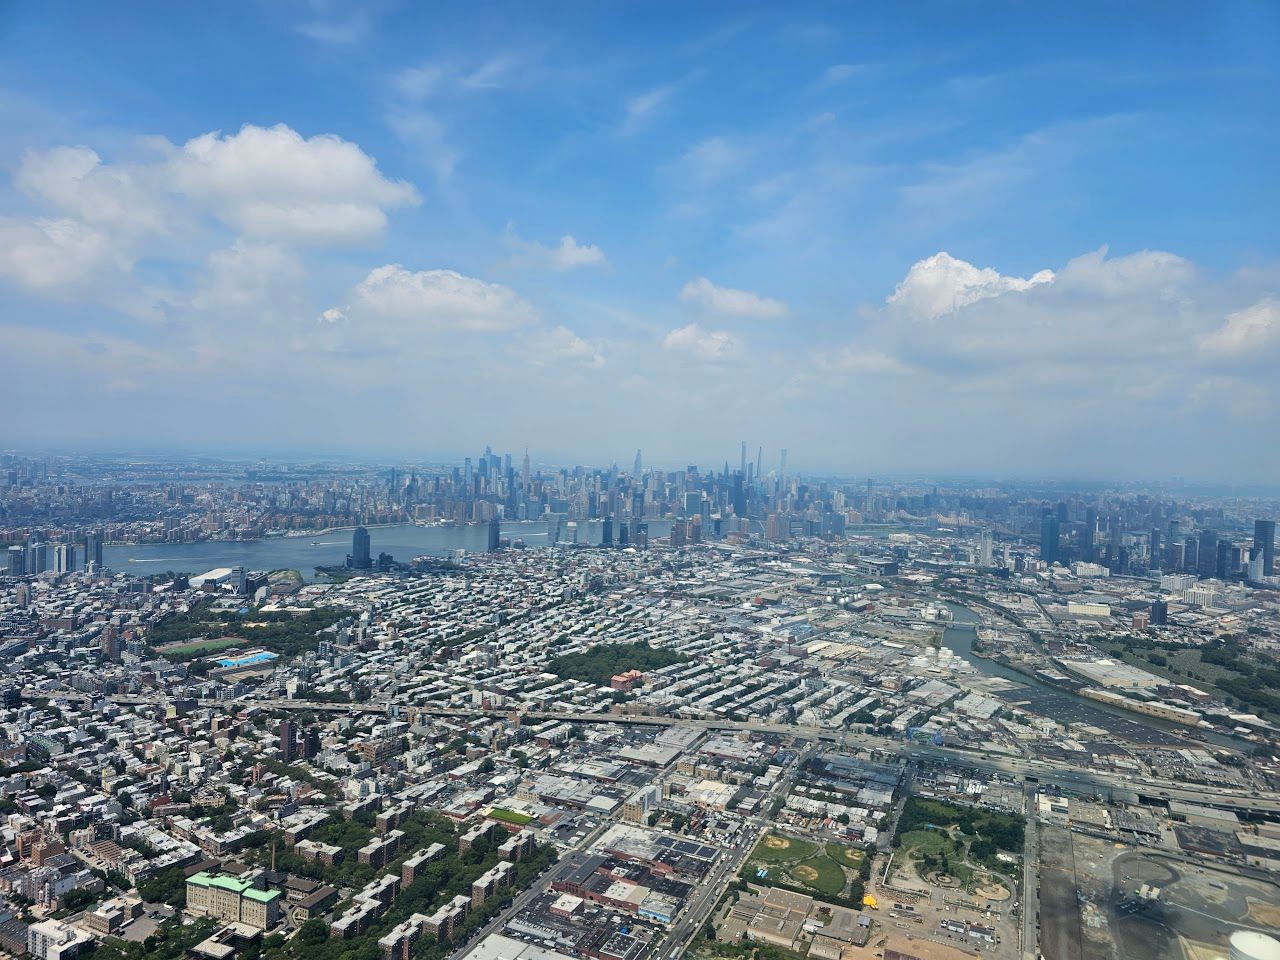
<box><xmin>0</xmin><ymin>2</ymin><xmax>1277</xmax><ymax>480</ymax></box>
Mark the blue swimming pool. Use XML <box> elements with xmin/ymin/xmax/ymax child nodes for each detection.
<box><xmin>216</xmin><ymin>651</ymin><xmax>278</xmax><ymax>668</ymax></box>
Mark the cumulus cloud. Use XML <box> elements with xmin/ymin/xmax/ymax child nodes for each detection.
<box><xmin>1200</xmin><ymin>298</ymin><xmax>1280</xmax><ymax>360</ymax></box>
<box><xmin>16</xmin><ymin>145</ymin><xmax>170</xmax><ymax>237</ymax></box>
<box><xmin>345</xmin><ymin>265</ymin><xmax>537</xmax><ymax>332</ymax></box>
<box><xmin>887</xmin><ymin>251</ymin><xmax>1054</xmax><ymax>319</ymax></box>
<box><xmin>169</xmin><ymin>124</ymin><xmax>419</xmax><ymax>243</ymax></box>
<box><xmin>679</xmin><ymin>277</ymin><xmax>788</xmax><ymax>319</ymax></box>
<box><xmin>662</xmin><ymin>323</ymin><xmax>741</xmax><ymax>362</ymax></box>
<box><xmin>507</xmin><ymin>228</ymin><xmax>608</xmax><ymax>271</ymax></box>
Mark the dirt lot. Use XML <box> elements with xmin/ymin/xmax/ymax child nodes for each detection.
<box><xmin>1037</xmin><ymin>826</ymin><xmax>1280</xmax><ymax>960</ymax></box>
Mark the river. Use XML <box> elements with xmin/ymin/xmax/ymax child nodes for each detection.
<box><xmin>104</xmin><ymin>519</ymin><xmax>672</xmax><ymax>581</ymax></box>
<box><xmin>938</xmin><ymin>600</ymin><xmax>1238</xmax><ymax>747</ymax></box>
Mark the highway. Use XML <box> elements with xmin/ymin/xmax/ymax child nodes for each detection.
<box><xmin>47</xmin><ymin>691</ymin><xmax>1280</xmax><ymax>816</ymax></box>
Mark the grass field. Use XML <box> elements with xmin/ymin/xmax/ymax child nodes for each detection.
<box><xmin>788</xmin><ymin>855</ymin><xmax>846</xmax><ymax>896</ymax></box>
<box><xmin>828</xmin><ymin>844</ymin><xmax>865</xmax><ymax>868</ymax></box>
<box><xmin>750</xmin><ymin>833</ymin><xmax>817</xmax><ymax>864</ymax></box>
<box><xmin>155</xmin><ymin>636</ymin><xmax>243</xmax><ymax>657</ymax></box>
<box><xmin>900</xmin><ymin>829</ymin><xmax>963</xmax><ymax>860</ymax></box>
<box><xmin>488</xmin><ymin>808</ymin><xmax>533</xmax><ymax>826</ymax></box>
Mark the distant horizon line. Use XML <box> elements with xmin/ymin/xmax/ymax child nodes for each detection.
<box><xmin>3</xmin><ymin>445</ymin><xmax>1279</xmax><ymax>495</ymax></box>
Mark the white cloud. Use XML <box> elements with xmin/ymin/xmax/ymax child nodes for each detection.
<box><xmin>662</xmin><ymin>323</ymin><xmax>742</xmax><ymax>361</ymax></box>
<box><xmin>534</xmin><ymin>325</ymin><xmax>605</xmax><ymax>367</ymax></box>
<box><xmin>677</xmin><ymin>136</ymin><xmax>749</xmax><ymax>186</ymax></box>
<box><xmin>170</xmin><ymin>124</ymin><xmax>419</xmax><ymax>244</ymax></box>
<box><xmin>1</xmin><ymin>123</ymin><xmax>419</xmax><ymax>306</ymax></box>
<box><xmin>0</xmin><ymin>217</ymin><xmax>120</xmax><ymax>292</ymax></box>
<box><xmin>887</xmin><ymin>251</ymin><xmax>1054</xmax><ymax>319</ymax></box>
<box><xmin>820</xmin><ymin>63</ymin><xmax>865</xmax><ymax>86</ymax></box>
<box><xmin>346</xmin><ymin>265</ymin><xmax>537</xmax><ymax>332</ymax></box>
<box><xmin>622</xmin><ymin>83</ymin><xmax>676</xmax><ymax>134</ymax></box>
<box><xmin>679</xmin><ymin>277</ymin><xmax>788</xmax><ymax>319</ymax></box>
<box><xmin>1200</xmin><ymin>298</ymin><xmax>1280</xmax><ymax>359</ymax></box>
<box><xmin>507</xmin><ymin>229</ymin><xmax>608</xmax><ymax>271</ymax></box>
<box><xmin>191</xmin><ymin>240</ymin><xmax>306</xmax><ymax>315</ymax></box>
<box><xmin>16</xmin><ymin>145</ymin><xmax>169</xmax><ymax>237</ymax></box>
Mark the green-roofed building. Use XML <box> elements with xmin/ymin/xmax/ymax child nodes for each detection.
<box><xmin>186</xmin><ymin>871</ymin><xmax>281</xmax><ymax>930</ymax></box>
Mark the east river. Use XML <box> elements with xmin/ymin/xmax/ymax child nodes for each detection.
<box><xmin>104</xmin><ymin>519</ymin><xmax>672</xmax><ymax>580</ymax></box>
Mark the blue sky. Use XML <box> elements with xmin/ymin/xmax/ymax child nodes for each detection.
<box><xmin>1</xmin><ymin>1</ymin><xmax>1278</xmax><ymax>478</ymax></box>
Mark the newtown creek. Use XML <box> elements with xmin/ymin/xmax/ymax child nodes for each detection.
<box><xmin>938</xmin><ymin>600</ymin><xmax>1238</xmax><ymax>748</ymax></box>
<box><xmin>104</xmin><ymin>519</ymin><xmax>672</xmax><ymax>581</ymax></box>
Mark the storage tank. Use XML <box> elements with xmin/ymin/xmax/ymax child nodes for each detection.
<box><xmin>1230</xmin><ymin>931</ymin><xmax>1280</xmax><ymax>960</ymax></box>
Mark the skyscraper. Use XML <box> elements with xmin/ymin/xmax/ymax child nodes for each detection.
<box><xmin>1254</xmin><ymin>519</ymin><xmax>1276</xmax><ymax>577</ymax></box>
<box><xmin>278</xmin><ymin>720</ymin><xmax>297</xmax><ymax>763</ymax></box>
<box><xmin>633</xmin><ymin>449</ymin><xmax>642</xmax><ymax>476</ymax></box>
<box><xmin>601</xmin><ymin>516</ymin><xmax>613</xmax><ymax>547</ymax></box>
<box><xmin>740</xmin><ymin>441</ymin><xmax>747</xmax><ymax>478</ymax></box>
<box><xmin>7</xmin><ymin>546</ymin><xmax>25</xmax><ymax>576</ymax></box>
<box><xmin>1197</xmin><ymin>529</ymin><xmax>1218</xmax><ymax>578</ymax></box>
<box><xmin>26</xmin><ymin>542</ymin><xmax>48</xmax><ymax>575</ymax></box>
<box><xmin>487</xmin><ymin>514</ymin><xmax>501</xmax><ymax>552</ymax></box>
<box><xmin>347</xmin><ymin>526</ymin><xmax>372</xmax><ymax>570</ymax></box>
<box><xmin>1040</xmin><ymin>513</ymin><xmax>1061</xmax><ymax>565</ymax></box>
<box><xmin>978</xmin><ymin>530</ymin><xmax>993</xmax><ymax>567</ymax></box>
<box><xmin>84</xmin><ymin>531</ymin><xmax>104</xmax><ymax>571</ymax></box>
<box><xmin>53</xmin><ymin>544</ymin><xmax>75</xmax><ymax>575</ymax></box>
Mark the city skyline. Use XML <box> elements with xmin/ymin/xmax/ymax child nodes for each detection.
<box><xmin>2</xmin><ymin>3</ymin><xmax>1279</xmax><ymax>478</ymax></box>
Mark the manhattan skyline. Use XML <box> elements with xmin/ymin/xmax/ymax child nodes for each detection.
<box><xmin>1</xmin><ymin>2</ymin><xmax>1279</xmax><ymax>477</ymax></box>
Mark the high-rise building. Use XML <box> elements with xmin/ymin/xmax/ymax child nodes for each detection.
<box><xmin>7</xmin><ymin>546</ymin><xmax>25</xmax><ymax>576</ymax></box>
<box><xmin>347</xmin><ymin>526</ymin><xmax>372</xmax><ymax>570</ymax></box>
<box><xmin>26</xmin><ymin>542</ymin><xmax>48</xmax><ymax>575</ymax></box>
<box><xmin>739</xmin><ymin>441</ymin><xmax>747</xmax><ymax>478</ymax></box>
<box><xmin>633</xmin><ymin>449</ymin><xmax>642</xmax><ymax>476</ymax></box>
<box><xmin>978</xmin><ymin>530</ymin><xmax>994</xmax><ymax>567</ymax></box>
<box><xmin>53</xmin><ymin>544</ymin><xmax>76</xmax><ymax>575</ymax></box>
<box><xmin>601</xmin><ymin>516</ymin><xmax>613</xmax><ymax>547</ymax></box>
<box><xmin>1040</xmin><ymin>513</ymin><xmax>1061</xmax><ymax>565</ymax></box>
<box><xmin>302</xmin><ymin>727</ymin><xmax>321</xmax><ymax>759</ymax></box>
<box><xmin>1215</xmin><ymin>539</ymin><xmax>1232</xmax><ymax>580</ymax></box>
<box><xmin>487</xmin><ymin>514</ymin><xmax>501</xmax><ymax>552</ymax></box>
<box><xmin>1081</xmin><ymin>508</ymin><xmax>1097</xmax><ymax>561</ymax></box>
<box><xmin>1254</xmin><ymin>519</ymin><xmax>1276</xmax><ymax>577</ymax></box>
<box><xmin>1197</xmin><ymin>530</ymin><xmax>1218</xmax><ymax>578</ymax></box>
<box><xmin>1150</xmin><ymin>599</ymin><xmax>1168</xmax><ymax>626</ymax></box>
<box><xmin>1148</xmin><ymin>528</ymin><xmax>1162</xmax><ymax>569</ymax></box>
<box><xmin>84</xmin><ymin>531</ymin><xmax>104</xmax><ymax>571</ymax></box>
<box><xmin>732</xmin><ymin>472</ymin><xmax>746</xmax><ymax>517</ymax></box>
<box><xmin>278</xmin><ymin>720</ymin><xmax>297</xmax><ymax>762</ymax></box>
<box><xmin>1183</xmin><ymin>536</ymin><xmax>1198</xmax><ymax>573</ymax></box>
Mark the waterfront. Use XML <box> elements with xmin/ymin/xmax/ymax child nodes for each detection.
<box><xmin>104</xmin><ymin>519</ymin><xmax>673</xmax><ymax>580</ymax></box>
<box><xmin>939</xmin><ymin>601</ymin><xmax>1208</xmax><ymax>747</ymax></box>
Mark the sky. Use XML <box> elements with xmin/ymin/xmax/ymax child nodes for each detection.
<box><xmin>0</xmin><ymin>1</ymin><xmax>1278</xmax><ymax>479</ymax></box>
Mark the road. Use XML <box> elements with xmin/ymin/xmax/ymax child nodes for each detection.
<box><xmin>1021</xmin><ymin>782</ymin><xmax>1039</xmax><ymax>960</ymax></box>
<box><xmin>655</xmin><ymin>743</ymin><xmax>815</xmax><ymax>960</ymax></box>
<box><xmin>45</xmin><ymin>691</ymin><xmax>1280</xmax><ymax>816</ymax></box>
<box><xmin>447</xmin><ymin>818</ymin><xmax>612</xmax><ymax>960</ymax></box>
